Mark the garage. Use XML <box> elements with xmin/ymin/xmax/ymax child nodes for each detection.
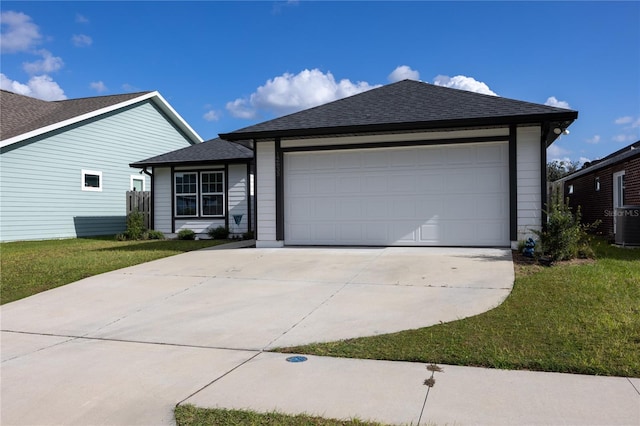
<box><xmin>284</xmin><ymin>142</ymin><xmax>510</xmax><ymax>247</ymax></box>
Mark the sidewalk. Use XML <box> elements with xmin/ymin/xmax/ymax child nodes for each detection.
<box><xmin>184</xmin><ymin>352</ymin><xmax>640</xmax><ymax>425</ymax></box>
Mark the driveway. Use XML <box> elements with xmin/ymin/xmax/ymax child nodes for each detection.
<box><xmin>1</xmin><ymin>245</ymin><xmax>514</xmax><ymax>425</ymax></box>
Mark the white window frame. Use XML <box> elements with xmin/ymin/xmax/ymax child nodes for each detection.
<box><xmin>174</xmin><ymin>172</ymin><xmax>198</xmax><ymax>217</ymax></box>
<box><xmin>81</xmin><ymin>169</ymin><xmax>102</xmax><ymax>192</ymax></box>
<box><xmin>595</xmin><ymin>177</ymin><xmax>600</xmax><ymax>192</ymax></box>
<box><xmin>568</xmin><ymin>184</ymin><xmax>574</xmax><ymax>195</ymax></box>
<box><xmin>200</xmin><ymin>171</ymin><xmax>225</xmax><ymax>217</ymax></box>
<box><xmin>130</xmin><ymin>175</ymin><xmax>145</xmax><ymax>191</ymax></box>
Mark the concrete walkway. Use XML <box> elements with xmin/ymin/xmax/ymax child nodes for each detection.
<box><xmin>1</xmin><ymin>242</ymin><xmax>638</xmax><ymax>425</ymax></box>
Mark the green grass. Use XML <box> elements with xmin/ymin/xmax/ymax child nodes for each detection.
<box><xmin>175</xmin><ymin>405</ymin><xmax>386</xmax><ymax>426</ymax></box>
<box><xmin>0</xmin><ymin>236</ymin><xmax>227</xmax><ymax>304</ymax></box>
<box><xmin>277</xmin><ymin>240</ymin><xmax>640</xmax><ymax>377</ymax></box>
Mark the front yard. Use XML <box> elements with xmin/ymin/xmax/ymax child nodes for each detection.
<box><xmin>2</xmin><ymin>237</ymin><xmax>638</xmax><ymax>425</ymax></box>
<box><xmin>0</xmin><ymin>236</ymin><xmax>226</xmax><ymax>305</ymax></box>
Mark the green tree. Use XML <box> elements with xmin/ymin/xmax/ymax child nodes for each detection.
<box><xmin>547</xmin><ymin>160</ymin><xmax>580</xmax><ymax>182</ymax></box>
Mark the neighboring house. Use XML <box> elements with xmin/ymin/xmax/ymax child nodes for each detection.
<box><xmin>557</xmin><ymin>140</ymin><xmax>640</xmax><ymax>238</ymax></box>
<box><xmin>130</xmin><ymin>138</ymin><xmax>254</xmax><ymax>237</ymax></box>
<box><xmin>0</xmin><ymin>90</ymin><xmax>202</xmax><ymax>242</ymax></box>
<box><xmin>218</xmin><ymin>79</ymin><xmax>578</xmax><ymax>248</ymax></box>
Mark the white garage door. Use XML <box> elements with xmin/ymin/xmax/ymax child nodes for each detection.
<box><xmin>284</xmin><ymin>142</ymin><xmax>510</xmax><ymax>247</ymax></box>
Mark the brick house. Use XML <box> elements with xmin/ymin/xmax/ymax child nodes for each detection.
<box><xmin>557</xmin><ymin>141</ymin><xmax>640</xmax><ymax>239</ymax></box>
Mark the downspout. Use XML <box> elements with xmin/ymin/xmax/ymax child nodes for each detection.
<box><xmin>141</xmin><ymin>167</ymin><xmax>154</xmax><ymax>230</ymax></box>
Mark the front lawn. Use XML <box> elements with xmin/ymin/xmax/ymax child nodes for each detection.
<box><xmin>175</xmin><ymin>405</ymin><xmax>385</xmax><ymax>426</ymax></box>
<box><xmin>277</xmin><ymin>240</ymin><xmax>640</xmax><ymax>377</ymax></box>
<box><xmin>0</xmin><ymin>236</ymin><xmax>227</xmax><ymax>304</ymax></box>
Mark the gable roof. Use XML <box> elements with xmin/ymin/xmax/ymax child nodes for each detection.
<box><xmin>0</xmin><ymin>90</ymin><xmax>203</xmax><ymax>148</ymax></box>
<box><xmin>559</xmin><ymin>140</ymin><xmax>640</xmax><ymax>182</ymax></box>
<box><xmin>220</xmin><ymin>79</ymin><xmax>578</xmax><ymax>144</ymax></box>
<box><xmin>130</xmin><ymin>138</ymin><xmax>253</xmax><ymax>168</ymax></box>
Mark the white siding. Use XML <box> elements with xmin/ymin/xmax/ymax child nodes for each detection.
<box><xmin>228</xmin><ymin>164</ymin><xmax>249</xmax><ymax>235</ymax></box>
<box><xmin>153</xmin><ymin>167</ymin><xmax>172</xmax><ymax>233</ymax></box>
<box><xmin>256</xmin><ymin>142</ymin><xmax>280</xmax><ymax>247</ymax></box>
<box><xmin>281</xmin><ymin>128</ymin><xmax>509</xmax><ymax>149</ymax></box>
<box><xmin>516</xmin><ymin>126</ymin><xmax>542</xmax><ymax>243</ymax></box>
<box><xmin>0</xmin><ymin>101</ymin><xmax>195</xmax><ymax>242</ymax></box>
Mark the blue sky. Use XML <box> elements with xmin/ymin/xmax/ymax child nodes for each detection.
<box><xmin>1</xmin><ymin>1</ymin><xmax>638</xmax><ymax>164</ymax></box>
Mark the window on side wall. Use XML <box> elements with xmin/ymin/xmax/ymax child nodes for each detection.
<box><xmin>568</xmin><ymin>184</ymin><xmax>574</xmax><ymax>195</ymax></box>
<box><xmin>595</xmin><ymin>177</ymin><xmax>600</xmax><ymax>191</ymax></box>
<box><xmin>201</xmin><ymin>171</ymin><xmax>225</xmax><ymax>217</ymax></box>
<box><xmin>82</xmin><ymin>170</ymin><xmax>102</xmax><ymax>192</ymax></box>
<box><xmin>175</xmin><ymin>172</ymin><xmax>198</xmax><ymax>217</ymax></box>
<box><xmin>131</xmin><ymin>175</ymin><xmax>145</xmax><ymax>191</ymax></box>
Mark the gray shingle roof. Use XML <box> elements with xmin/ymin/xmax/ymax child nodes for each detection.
<box><xmin>220</xmin><ymin>79</ymin><xmax>578</xmax><ymax>141</ymax></box>
<box><xmin>130</xmin><ymin>138</ymin><xmax>253</xmax><ymax>167</ymax></box>
<box><xmin>1</xmin><ymin>89</ymin><xmax>152</xmax><ymax>141</ymax></box>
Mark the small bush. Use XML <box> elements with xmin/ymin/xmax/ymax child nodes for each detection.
<box><xmin>242</xmin><ymin>231</ymin><xmax>255</xmax><ymax>240</ymax></box>
<box><xmin>208</xmin><ymin>226</ymin><xmax>229</xmax><ymax>240</ymax></box>
<box><xmin>533</xmin><ymin>193</ymin><xmax>599</xmax><ymax>261</ymax></box>
<box><xmin>177</xmin><ymin>229</ymin><xmax>196</xmax><ymax>240</ymax></box>
<box><xmin>146</xmin><ymin>230</ymin><xmax>165</xmax><ymax>240</ymax></box>
<box><xmin>124</xmin><ymin>210</ymin><xmax>145</xmax><ymax>240</ymax></box>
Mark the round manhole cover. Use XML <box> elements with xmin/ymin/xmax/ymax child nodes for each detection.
<box><xmin>286</xmin><ymin>356</ymin><xmax>308</xmax><ymax>363</ymax></box>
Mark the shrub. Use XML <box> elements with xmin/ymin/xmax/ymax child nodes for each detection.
<box><xmin>242</xmin><ymin>231</ymin><xmax>255</xmax><ymax>240</ymax></box>
<box><xmin>532</xmin><ymin>193</ymin><xmax>599</xmax><ymax>261</ymax></box>
<box><xmin>208</xmin><ymin>226</ymin><xmax>229</xmax><ymax>240</ymax></box>
<box><xmin>124</xmin><ymin>210</ymin><xmax>145</xmax><ymax>240</ymax></box>
<box><xmin>146</xmin><ymin>230</ymin><xmax>165</xmax><ymax>240</ymax></box>
<box><xmin>177</xmin><ymin>229</ymin><xmax>196</xmax><ymax>240</ymax></box>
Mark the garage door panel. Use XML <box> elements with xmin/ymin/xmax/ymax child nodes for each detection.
<box><xmin>284</xmin><ymin>143</ymin><xmax>509</xmax><ymax>247</ymax></box>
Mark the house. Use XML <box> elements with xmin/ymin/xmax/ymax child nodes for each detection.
<box><xmin>130</xmin><ymin>138</ymin><xmax>254</xmax><ymax>237</ymax></box>
<box><xmin>217</xmin><ymin>79</ymin><xmax>578</xmax><ymax>248</ymax></box>
<box><xmin>558</xmin><ymin>140</ymin><xmax>640</xmax><ymax>239</ymax></box>
<box><xmin>0</xmin><ymin>90</ymin><xmax>202</xmax><ymax>242</ymax></box>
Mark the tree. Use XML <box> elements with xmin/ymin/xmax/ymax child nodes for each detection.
<box><xmin>547</xmin><ymin>160</ymin><xmax>580</xmax><ymax>182</ymax></box>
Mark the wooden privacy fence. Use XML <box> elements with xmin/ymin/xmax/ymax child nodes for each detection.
<box><xmin>126</xmin><ymin>191</ymin><xmax>151</xmax><ymax>229</ymax></box>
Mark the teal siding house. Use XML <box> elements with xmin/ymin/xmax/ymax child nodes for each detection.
<box><xmin>0</xmin><ymin>90</ymin><xmax>202</xmax><ymax>242</ymax></box>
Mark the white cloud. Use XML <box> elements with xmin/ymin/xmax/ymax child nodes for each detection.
<box><xmin>578</xmin><ymin>156</ymin><xmax>591</xmax><ymax>165</ymax></box>
<box><xmin>227</xmin><ymin>68</ymin><xmax>380</xmax><ymax>118</ymax></box>
<box><xmin>0</xmin><ymin>73</ymin><xmax>66</xmax><ymax>100</ymax></box>
<box><xmin>75</xmin><ymin>14</ymin><xmax>89</xmax><ymax>24</ymax></box>
<box><xmin>544</xmin><ymin>96</ymin><xmax>571</xmax><ymax>109</ymax></box>
<box><xmin>72</xmin><ymin>34</ymin><xmax>92</xmax><ymax>47</ymax></box>
<box><xmin>226</xmin><ymin>98</ymin><xmax>256</xmax><ymax>119</ymax></box>
<box><xmin>585</xmin><ymin>135</ymin><xmax>601</xmax><ymax>144</ymax></box>
<box><xmin>90</xmin><ymin>81</ymin><xmax>107</xmax><ymax>93</ymax></box>
<box><xmin>388</xmin><ymin>65</ymin><xmax>420</xmax><ymax>83</ymax></box>
<box><xmin>0</xmin><ymin>11</ymin><xmax>41</xmax><ymax>53</ymax></box>
<box><xmin>612</xmin><ymin>134</ymin><xmax>636</xmax><ymax>143</ymax></box>
<box><xmin>203</xmin><ymin>110</ymin><xmax>220</xmax><ymax>122</ymax></box>
<box><xmin>433</xmin><ymin>74</ymin><xmax>498</xmax><ymax>96</ymax></box>
<box><xmin>22</xmin><ymin>49</ymin><xmax>63</xmax><ymax>74</ymax></box>
<box><xmin>615</xmin><ymin>116</ymin><xmax>633</xmax><ymax>125</ymax></box>
<box><xmin>121</xmin><ymin>83</ymin><xmax>139</xmax><ymax>92</ymax></box>
<box><xmin>547</xmin><ymin>143</ymin><xmax>570</xmax><ymax>159</ymax></box>
<box><xmin>615</xmin><ymin>115</ymin><xmax>640</xmax><ymax>129</ymax></box>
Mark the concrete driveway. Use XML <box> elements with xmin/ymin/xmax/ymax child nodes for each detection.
<box><xmin>1</xmin><ymin>244</ymin><xmax>514</xmax><ymax>425</ymax></box>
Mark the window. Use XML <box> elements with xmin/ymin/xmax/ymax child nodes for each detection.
<box><xmin>174</xmin><ymin>170</ymin><xmax>226</xmax><ymax>217</ymax></box>
<box><xmin>131</xmin><ymin>176</ymin><xmax>145</xmax><ymax>191</ymax></box>
<box><xmin>175</xmin><ymin>172</ymin><xmax>198</xmax><ymax>216</ymax></box>
<box><xmin>201</xmin><ymin>171</ymin><xmax>224</xmax><ymax>217</ymax></box>
<box><xmin>82</xmin><ymin>170</ymin><xmax>102</xmax><ymax>192</ymax></box>
<box><xmin>568</xmin><ymin>184</ymin><xmax>574</xmax><ymax>195</ymax></box>
<box><xmin>595</xmin><ymin>177</ymin><xmax>600</xmax><ymax>191</ymax></box>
